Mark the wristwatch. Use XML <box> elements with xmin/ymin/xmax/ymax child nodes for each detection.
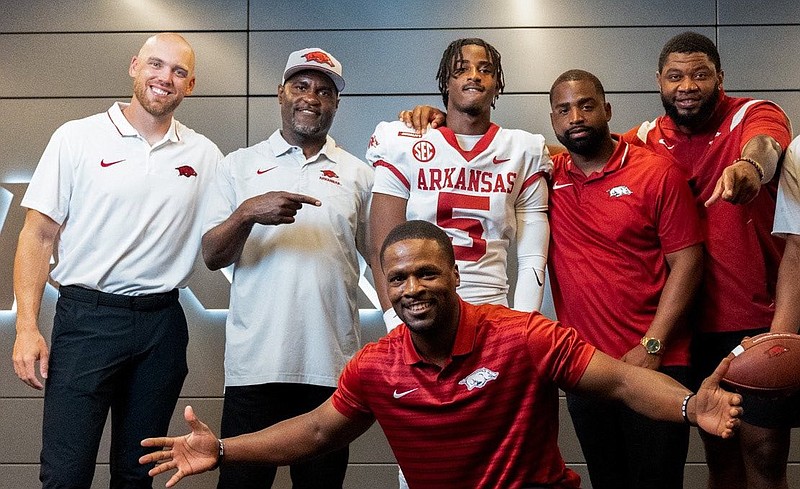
<box><xmin>640</xmin><ymin>336</ymin><xmax>664</xmax><ymax>355</ymax></box>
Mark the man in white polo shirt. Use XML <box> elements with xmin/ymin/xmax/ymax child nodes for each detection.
<box><xmin>201</xmin><ymin>48</ymin><xmax>372</xmax><ymax>488</ymax></box>
<box><xmin>12</xmin><ymin>33</ymin><xmax>222</xmax><ymax>488</ymax></box>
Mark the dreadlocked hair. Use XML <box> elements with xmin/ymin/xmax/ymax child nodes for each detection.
<box><xmin>437</xmin><ymin>38</ymin><xmax>505</xmax><ymax>108</ymax></box>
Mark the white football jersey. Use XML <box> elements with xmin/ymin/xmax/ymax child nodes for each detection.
<box><xmin>368</xmin><ymin>120</ymin><xmax>551</xmax><ymax>305</ymax></box>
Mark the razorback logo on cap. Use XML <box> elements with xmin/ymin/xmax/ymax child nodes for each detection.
<box><xmin>176</xmin><ymin>165</ymin><xmax>197</xmax><ymax>178</ymax></box>
<box><xmin>303</xmin><ymin>51</ymin><xmax>335</xmax><ymax>67</ymax></box>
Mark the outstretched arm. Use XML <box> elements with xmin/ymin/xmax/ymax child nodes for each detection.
<box><xmin>573</xmin><ymin>350</ymin><xmax>742</xmax><ymax>438</ymax></box>
<box><xmin>706</xmin><ymin>135</ymin><xmax>783</xmax><ymax>206</ymax></box>
<box><xmin>202</xmin><ymin>191</ymin><xmax>321</xmax><ymax>270</ymax></box>
<box><xmin>142</xmin><ymin>401</ymin><xmax>374</xmax><ymax>487</ymax></box>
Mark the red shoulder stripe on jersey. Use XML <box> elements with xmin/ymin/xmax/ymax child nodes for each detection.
<box><xmin>373</xmin><ymin>159</ymin><xmax>411</xmax><ymax>190</ymax></box>
<box><xmin>437</xmin><ymin>123</ymin><xmax>501</xmax><ymax>162</ymax></box>
<box><xmin>519</xmin><ymin>170</ymin><xmax>546</xmax><ymax>192</ymax></box>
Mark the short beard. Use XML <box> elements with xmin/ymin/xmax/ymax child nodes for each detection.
<box><xmin>555</xmin><ymin>125</ymin><xmax>609</xmax><ymax>158</ymax></box>
<box><xmin>133</xmin><ymin>79</ymin><xmax>180</xmax><ymax>118</ymax></box>
<box><xmin>662</xmin><ymin>85</ymin><xmax>720</xmax><ymax>130</ymax></box>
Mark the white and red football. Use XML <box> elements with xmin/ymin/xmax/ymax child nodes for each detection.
<box><xmin>721</xmin><ymin>332</ymin><xmax>800</xmax><ymax>396</ymax></box>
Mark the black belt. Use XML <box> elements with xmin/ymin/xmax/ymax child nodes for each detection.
<box><xmin>59</xmin><ymin>285</ymin><xmax>179</xmax><ymax>311</ymax></box>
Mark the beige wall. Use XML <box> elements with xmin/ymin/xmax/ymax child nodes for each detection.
<box><xmin>1</xmin><ymin>1</ymin><xmax>799</xmax><ymax>487</ymax></box>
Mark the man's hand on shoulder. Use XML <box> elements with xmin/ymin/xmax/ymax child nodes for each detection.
<box><xmin>398</xmin><ymin>106</ymin><xmax>446</xmax><ymax>132</ymax></box>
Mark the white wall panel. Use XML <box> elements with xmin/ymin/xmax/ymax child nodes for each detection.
<box><xmin>249</xmin><ymin>27</ymin><xmax>716</xmax><ymax>96</ymax></box>
<box><xmin>251</xmin><ymin>0</ymin><xmax>716</xmax><ymax>29</ymax></box>
<box><xmin>2</xmin><ymin>0</ymin><xmax>800</xmax><ymax>487</ymax></box>
<box><xmin>720</xmin><ymin>26</ymin><xmax>800</xmax><ymax>91</ymax></box>
<box><xmin>0</xmin><ymin>32</ymin><xmax>247</xmax><ymax>98</ymax></box>
<box><xmin>720</xmin><ymin>0</ymin><xmax>800</xmax><ymax>25</ymax></box>
<box><xmin>0</xmin><ymin>0</ymin><xmax>246</xmax><ymax>32</ymax></box>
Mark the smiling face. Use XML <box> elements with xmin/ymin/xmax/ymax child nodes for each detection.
<box><xmin>382</xmin><ymin>238</ymin><xmax>461</xmax><ymax>338</ymax></box>
<box><xmin>129</xmin><ymin>33</ymin><xmax>195</xmax><ymax>119</ymax></box>
<box><xmin>550</xmin><ymin>79</ymin><xmax>612</xmax><ymax>157</ymax></box>
<box><xmin>278</xmin><ymin>70</ymin><xmax>339</xmax><ymax>145</ymax></box>
<box><xmin>657</xmin><ymin>51</ymin><xmax>723</xmax><ymax>132</ymax></box>
<box><xmin>445</xmin><ymin>44</ymin><xmax>500</xmax><ymax>117</ymax></box>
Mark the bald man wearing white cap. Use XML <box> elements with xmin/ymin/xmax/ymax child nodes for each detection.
<box><xmin>201</xmin><ymin>48</ymin><xmax>373</xmax><ymax>489</ymax></box>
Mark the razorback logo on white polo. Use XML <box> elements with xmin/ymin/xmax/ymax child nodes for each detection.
<box><xmin>607</xmin><ymin>185</ymin><xmax>632</xmax><ymax>198</ymax></box>
<box><xmin>458</xmin><ymin>367</ymin><xmax>499</xmax><ymax>391</ymax></box>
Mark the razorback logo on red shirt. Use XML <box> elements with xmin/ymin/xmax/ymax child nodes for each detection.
<box><xmin>303</xmin><ymin>51</ymin><xmax>335</xmax><ymax>67</ymax></box>
<box><xmin>176</xmin><ymin>165</ymin><xmax>197</xmax><ymax>178</ymax></box>
<box><xmin>458</xmin><ymin>367</ymin><xmax>499</xmax><ymax>391</ymax></box>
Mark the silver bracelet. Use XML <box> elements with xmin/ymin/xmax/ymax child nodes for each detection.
<box><xmin>211</xmin><ymin>438</ymin><xmax>225</xmax><ymax>470</ymax></box>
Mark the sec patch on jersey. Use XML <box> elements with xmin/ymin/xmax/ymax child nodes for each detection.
<box><xmin>721</xmin><ymin>332</ymin><xmax>800</xmax><ymax>397</ymax></box>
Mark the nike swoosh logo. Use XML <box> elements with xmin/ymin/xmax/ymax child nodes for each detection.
<box><xmin>492</xmin><ymin>156</ymin><xmax>510</xmax><ymax>164</ymax></box>
<box><xmin>658</xmin><ymin>138</ymin><xmax>675</xmax><ymax>150</ymax></box>
<box><xmin>552</xmin><ymin>182</ymin><xmax>573</xmax><ymax>190</ymax></box>
<box><xmin>257</xmin><ymin>166</ymin><xmax>277</xmax><ymax>175</ymax></box>
<box><xmin>100</xmin><ymin>159</ymin><xmax>125</xmax><ymax>167</ymax></box>
<box><xmin>393</xmin><ymin>388</ymin><xmax>418</xmax><ymax>399</ymax></box>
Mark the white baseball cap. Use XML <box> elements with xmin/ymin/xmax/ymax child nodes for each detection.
<box><xmin>282</xmin><ymin>48</ymin><xmax>345</xmax><ymax>93</ymax></box>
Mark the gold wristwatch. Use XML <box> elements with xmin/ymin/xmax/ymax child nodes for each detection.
<box><xmin>640</xmin><ymin>336</ymin><xmax>664</xmax><ymax>355</ymax></box>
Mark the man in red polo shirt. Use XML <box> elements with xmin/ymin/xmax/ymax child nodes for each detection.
<box><xmin>622</xmin><ymin>32</ymin><xmax>792</xmax><ymax>489</ymax></box>
<box><xmin>548</xmin><ymin>69</ymin><xmax>702</xmax><ymax>489</ymax></box>
<box><xmin>140</xmin><ymin>221</ymin><xmax>742</xmax><ymax>489</ymax></box>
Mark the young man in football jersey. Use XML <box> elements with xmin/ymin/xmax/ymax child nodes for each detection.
<box><xmin>621</xmin><ymin>32</ymin><xmax>792</xmax><ymax>489</ymax></box>
<box><xmin>548</xmin><ymin>69</ymin><xmax>703</xmax><ymax>489</ymax></box>
<box><xmin>367</xmin><ymin>38</ymin><xmax>551</xmax><ymax>335</ymax></box>
<box><xmin>140</xmin><ymin>220</ymin><xmax>744</xmax><ymax>489</ymax></box>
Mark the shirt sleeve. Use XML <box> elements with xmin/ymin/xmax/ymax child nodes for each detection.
<box><xmin>525</xmin><ymin>312</ymin><xmax>596</xmax><ymax>390</ymax></box>
<box><xmin>331</xmin><ymin>350</ymin><xmax>375</xmax><ymax>421</ymax></box>
<box><xmin>21</xmin><ymin>123</ymin><xmax>76</xmax><ymax>224</ymax></box>
<box><xmin>739</xmin><ymin>101</ymin><xmax>792</xmax><ymax>153</ymax></box>
<box><xmin>774</xmin><ymin>136</ymin><xmax>800</xmax><ymax>237</ymax></box>
<box><xmin>201</xmin><ymin>154</ymin><xmax>239</xmax><ymax>234</ymax></box>
<box><xmin>367</xmin><ymin>121</ymin><xmax>412</xmax><ymax>199</ymax></box>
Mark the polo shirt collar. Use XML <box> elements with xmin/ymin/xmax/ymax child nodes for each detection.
<box><xmin>564</xmin><ymin>134</ymin><xmax>629</xmax><ymax>181</ymax></box>
<box><xmin>270</xmin><ymin>129</ymin><xmax>339</xmax><ymax>164</ymax></box>
<box><xmin>107</xmin><ymin>102</ymin><xmax>180</xmax><ymax>143</ymax></box>
<box><xmin>401</xmin><ymin>299</ymin><xmax>477</xmax><ymax>365</ymax></box>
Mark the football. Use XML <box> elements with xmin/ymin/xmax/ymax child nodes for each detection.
<box><xmin>721</xmin><ymin>332</ymin><xmax>800</xmax><ymax>396</ymax></box>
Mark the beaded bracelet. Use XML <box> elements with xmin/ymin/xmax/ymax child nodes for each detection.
<box><xmin>681</xmin><ymin>393</ymin><xmax>697</xmax><ymax>426</ymax></box>
<box><xmin>734</xmin><ymin>157</ymin><xmax>765</xmax><ymax>182</ymax></box>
